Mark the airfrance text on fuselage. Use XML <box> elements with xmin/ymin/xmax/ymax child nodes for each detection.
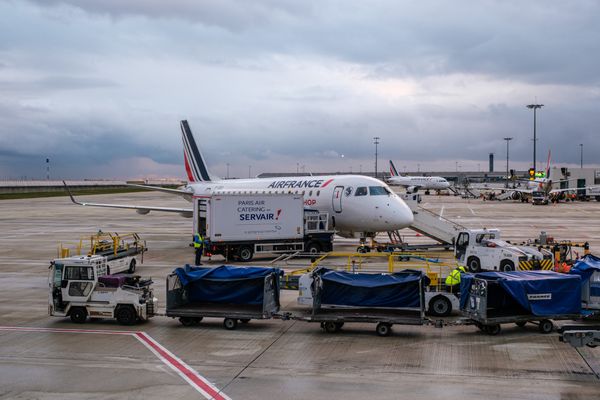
<box><xmin>267</xmin><ymin>180</ymin><xmax>325</xmax><ymax>189</ymax></box>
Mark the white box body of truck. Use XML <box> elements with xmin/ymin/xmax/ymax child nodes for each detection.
<box><xmin>207</xmin><ymin>194</ymin><xmax>304</xmax><ymax>242</ymax></box>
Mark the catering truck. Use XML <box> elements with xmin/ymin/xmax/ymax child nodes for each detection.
<box><xmin>194</xmin><ymin>193</ymin><xmax>333</xmax><ymax>262</ymax></box>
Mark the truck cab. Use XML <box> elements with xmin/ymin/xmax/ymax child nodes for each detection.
<box><xmin>531</xmin><ymin>191</ymin><xmax>549</xmax><ymax>205</ymax></box>
<box><xmin>49</xmin><ymin>255</ymin><xmax>155</xmax><ymax>325</ymax></box>
<box><xmin>455</xmin><ymin>229</ymin><xmax>551</xmax><ymax>273</ymax></box>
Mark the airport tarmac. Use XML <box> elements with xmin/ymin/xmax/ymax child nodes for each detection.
<box><xmin>1</xmin><ymin>192</ymin><xmax>599</xmax><ymax>399</ymax></box>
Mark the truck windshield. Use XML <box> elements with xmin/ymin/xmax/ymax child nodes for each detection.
<box><xmin>369</xmin><ymin>186</ymin><xmax>391</xmax><ymax>196</ymax></box>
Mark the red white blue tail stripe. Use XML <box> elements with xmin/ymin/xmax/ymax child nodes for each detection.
<box><xmin>389</xmin><ymin>160</ymin><xmax>399</xmax><ymax>177</ymax></box>
<box><xmin>181</xmin><ymin>120</ymin><xmax>212</xmax><ymax>182</ymax></box>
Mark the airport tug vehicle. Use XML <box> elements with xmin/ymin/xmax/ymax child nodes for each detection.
<box><xmin>48</xmin><ymin>256</ymin><xmax>155</xmax><ymax>325</ymax></box>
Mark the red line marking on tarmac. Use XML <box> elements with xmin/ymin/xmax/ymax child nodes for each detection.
<box><xmin>135</xmin><ymin>332</ymin><xmax>230</xmax><ymax>400</ymax></box>
<box><xmin>0</xmin><ymin>326</ymin><xmax>231</xmax><ymax>400</ymax></box>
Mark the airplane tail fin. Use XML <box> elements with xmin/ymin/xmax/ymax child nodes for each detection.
<box><xmin>389</xmin><ymin>160</ymin><xmax>399</xmax><ymax>177</ymax></box>
<box><xmin>180</xmin><ymin>120</ymin><xmax>212</xmax><ymax>182</ymax></box>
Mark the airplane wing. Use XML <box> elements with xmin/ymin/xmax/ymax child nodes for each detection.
<box><xmin>549</xmin><ymin>186</ymin><xmax>600</xmax><ymax>194</ymax></box>
<box><xmin>127</xmin><ymin>183</ymin><xmax>193</xmax><ymax>200</ymax></box>
<box><xmin>63</xmin><ymin>181</ymin><xmax>193</xmax><ymax>218</ymax></box>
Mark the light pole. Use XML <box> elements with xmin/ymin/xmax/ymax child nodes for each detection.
<box><xmin>503</xmin><ymin>137</ymin><xmax>513</xmax><ymax>188</ymax></box>
<box><xmin>373</xmin><ymin>137</ymin><xmax>380</xmax><ymax>178</ymax></box>
<box><xmin>248</xmin><ymin>165</ymin><xmax>251</xmax><ymax>178</ymax></box>
<box><xmin>226</xmin><ymin>163</ymin><xmax>230</xmax><ymax>179</ymax></box>
<box><xmin>526</xmin><ymin>104</ymin><xmax>544</xmax><ymax>171</ymax></box>
<box><xmin>417</xmin><ymin>163</ymin><xmax>420</xmax><ymax>173</ymax></box>
<box><xmin>580</xmin><ymin>143</ymin><xmax>583</xmax><ymax>168</ymax></box>
<box><xmin>46</xmin><ymin>158</ymin><xmax>50</xmax><ymax>181</ymax></box>
<box><xmin>296</xmin><ymin>162</ymin><xmax>299</xmax><ymax>174</ymax></box>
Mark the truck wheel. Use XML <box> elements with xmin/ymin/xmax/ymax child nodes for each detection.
<box><xmin>539</xmin><ymin>319</ymin><xmax>553</xmax><ymax>334</ymax></box>
<box><xmin>237</xmin><ymin>246</ymin><xmax>253</xmax><ymax>262</ymax></box>
<box><xmin>223</xmin><ymin>318</ymin><xmax>238</xmax><ymax>330</ymax></box>
<box><xmin>128</xmin><ymin>259</ymin><xmax>136</xmax><ymax>273</ymax></box>
<box><xmin>323</xmin><ymin>321</ymin><xmax>340</xmax><ymax>333</ymax></box>
<box><xmin>428</xmin><ymin>296</ymin><xmax>452</xmax><ymax>317</ymax></box>
<box><xmin>596</xmin><ymin>196</ymin><xmax>600</xmax><ymax>202</ymax></box>
<box><xmin>376</xmin><ymin>322</ymin><xmax>392</xmax><ymax>337</ymax></box>
<box><xmin>467</xmin><ymin>256</ymin><xmax>481</xmax><ymax>273</ymax></box>
<box><xmin>69</xmin><ymin>307</ymin><xmax>87</xmax><ymax>324</ymax></box>
<box><xmin>115</xmin><ymin>305</ymin><xmax>137</xmax><ymax>325</ymax></box>
<box><xmin>306</xmin><ymin>241</ymin><xmax>321</xmax><ymax>254</ymax></box>
<box><xmin>500</xmin><ymin>260</ymin><xmax>515</xmax><ymax>272</ymax></box>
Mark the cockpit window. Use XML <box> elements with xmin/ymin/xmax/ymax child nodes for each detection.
<box><xmin>369</xmin><ymin>186</ymin><xmax>391</xmax><ymax>195</ymax></box>
<box><xmin>355</xmin><ymin>187</ymin><xmax>367</xmax><ymax>196</ymax></box>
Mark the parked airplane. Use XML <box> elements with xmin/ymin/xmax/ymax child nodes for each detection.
<box><xmin>500</xmin><ymin>151</ymin><xmax>597</xmax><ymax>203</ymax></box>
<box><xmin>66</xmin><ymin>120</ymin><xmax>414</xmax><ymax>238</ymax></box>
<box><xmin>387</xmin><ymin>160</ymin><xmax>450</xmax><ymax>193</ymax></box>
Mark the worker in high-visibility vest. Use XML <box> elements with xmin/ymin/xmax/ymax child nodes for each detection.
<box><xmin>193</xmin><ymin>233</ymin><xmax>204</xmax><ymax>266</ymax></box>
<box><xmin>445</xmin><ymin>266</ymin><xmax>466</xmax><ymax>292</ymax></box>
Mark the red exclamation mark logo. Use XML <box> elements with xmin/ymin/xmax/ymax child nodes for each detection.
<box><xmin>276</xmin><ymin>209</ymin><xmax>282</xmax><ymax>220</ymax></box>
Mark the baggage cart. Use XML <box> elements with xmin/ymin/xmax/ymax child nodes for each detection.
<box><xmin>166</xmin><ymin>265</ymin><xmax>282</xmax><ymax>330</ymax></box>
<box><xmin>288</xmin><ymin>268</ymin><xmax>430</xmax><ymax>336</ymax></box>
<box><xmin>459</xmin><ymin>270</ymin><xmax>581</xmax><ymax>335</ymax></box>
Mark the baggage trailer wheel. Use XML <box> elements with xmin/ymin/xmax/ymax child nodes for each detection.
<box><xmin>179</xmin><ymin>317</ymin><xmax>201</xmax><ymax>326</ymax></box>
<box><xmin>428</xmin><ymin>295</ymin><xmax>452</xmax><ymax>317</ymax></box>
<box><xmin>515</xmin><ymin>321</ymin><xmax>527</xmax><ymax>328</ymax></box>
<box><xmin>376</xmin><ymin>322</ymin><xmax>392</xmax><ymax>337</ymax></box>
<box><xmin>484</xmin><ymin>324</ymin><xmax>501</xmax><ymax>335</ymax></box>
<box><xmin>69</xmin><ymin>307</ymin><xmax>87</xmax><ymax>324</ymax></box>
<box><xmin>324</xmin><ymin>321</ymin><xmax>341</xmax><ymax>333</ymax></box>
<box><xmin>224</xmin><ymin>318</ymin><xmax>238</xmax><ymax>330</ymax></box>
<box><xmin>539</xmin><ymin>319</ymin><xmax>553</xmax><ymax>334</ymax></box>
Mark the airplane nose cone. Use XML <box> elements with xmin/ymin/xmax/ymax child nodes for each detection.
<box><xmin>390</xmin><ymin>197</ymin><xmax>414</xmax><ymax>228</ymax></box>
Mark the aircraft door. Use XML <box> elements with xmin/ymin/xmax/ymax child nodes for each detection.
<box><xmin>332</xmin><ymin>186</ymin><xmax>343</xmax><ymax>213</ymax></box>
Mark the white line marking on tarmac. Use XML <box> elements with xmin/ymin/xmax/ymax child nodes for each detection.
<box><xmin>439</xmin><ymin>206</ymin><xmax>445</xmax><ymax>218</ymax></box>
<box><xmin>0</xmin><ymin>326</ymin><xmax>230</xmax><ymax>400</ymax></box>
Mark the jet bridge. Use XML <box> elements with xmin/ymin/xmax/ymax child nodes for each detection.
<box><xmin>401</xmin><ymin>194</ymin><xmax>467</xmax><ymax>245</ymax></box>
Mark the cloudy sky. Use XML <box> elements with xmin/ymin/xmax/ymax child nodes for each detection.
<box><xmin>1</xmin><ymin>0</ymin><xmax>599</xmax><ymax>180</ymax></box>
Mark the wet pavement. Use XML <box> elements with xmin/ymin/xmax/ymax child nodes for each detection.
<box><xmin>0</xmin><ymin>192</ymin><xmax>599</xmax><ymax>399</ymax></box>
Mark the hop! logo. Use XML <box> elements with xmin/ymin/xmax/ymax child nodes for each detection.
<box><xmin>275</xmin><ymin>209</ymin><xmax>282</xmax><ymax>220</ymax></box>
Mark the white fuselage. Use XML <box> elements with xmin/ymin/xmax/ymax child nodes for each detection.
<box><xmin>187</xmin><ymin>175</ymin><xmax>414</xmax><ymax>236</ymax></box>
<box><xmin>387</xmin><ymin>175</ymin><xmax>450</xmax><ymax>190</ymax></box>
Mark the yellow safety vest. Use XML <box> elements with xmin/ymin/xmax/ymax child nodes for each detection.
<box><xmin>445</xmin><ymin>269</ymin><xmax>462</xmax><ymax>286</ymax></box>
<box><xmin>193</xmin><ymin>234</ymin><xmax>203</xmax><ymax>249</ymax></box>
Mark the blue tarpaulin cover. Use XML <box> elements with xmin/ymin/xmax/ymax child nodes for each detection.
<box><xmin>571</xmin><ymin>255</ymin><xmax>600</xmax><ymax>283</ymax></box>
<box><xmin>571</xmin><ymin>255</ymin><xmax>600</xmax><ymax>297</ymax></box>
<box><xmin>318</xmin><ymin>269</ymin><xmax>428</xmax><ymax>308</ymax></box>
<box><xmin>460</xmin><ymin>271</ymin><xmax>581</xmax><ymax>316</ymax></box>
<box><xmin>174</xmin><ymin>265</ymin><xmax>281</xmax><ymax>305</ymax></box>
